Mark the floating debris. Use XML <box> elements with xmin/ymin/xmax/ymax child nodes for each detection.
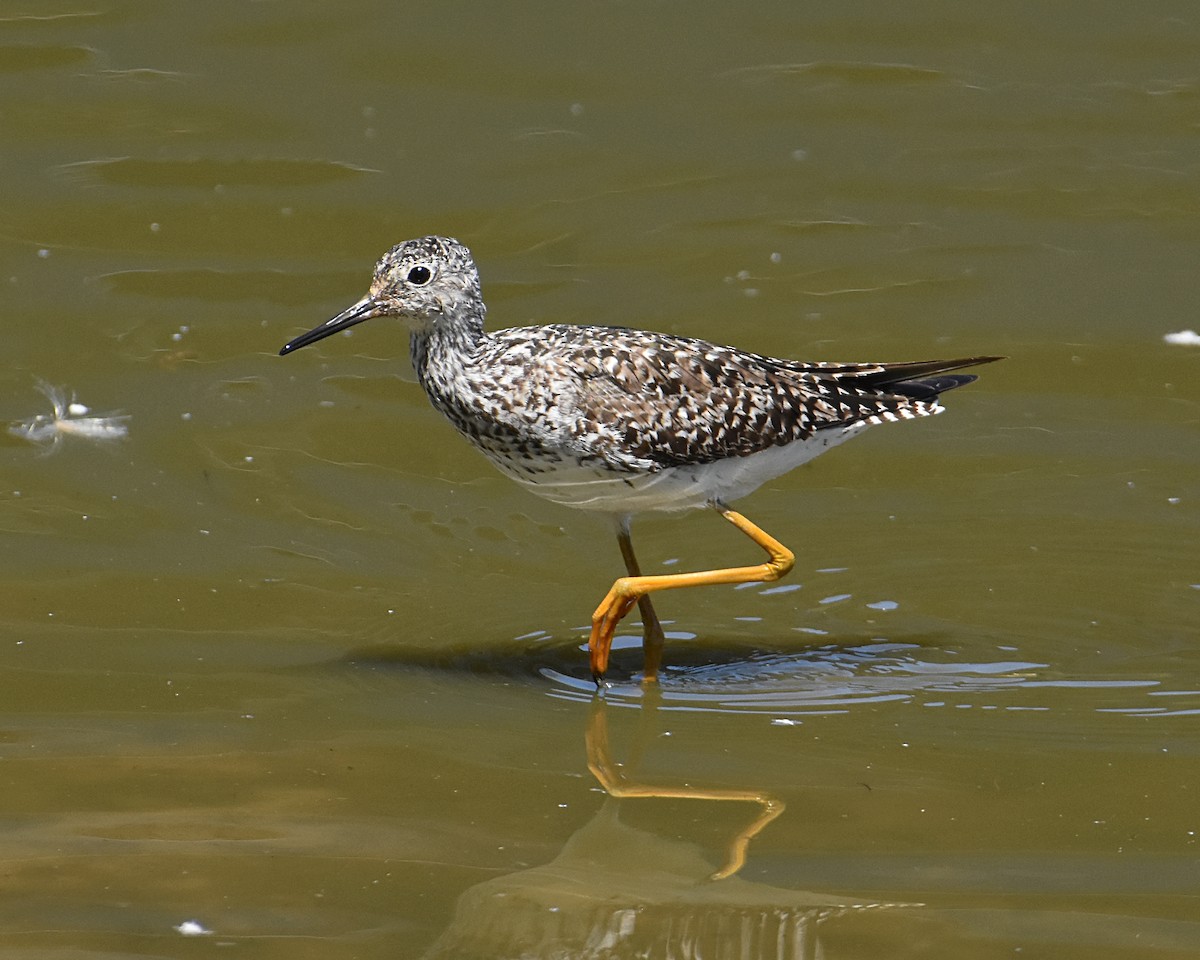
<box><xmin>1163</xmin><ymin>329</ymin><xmax>1200</xmax><ymax>346</ymax></box>
<box><xmin>173</xmin><ymin>919</ymin><xmax>212</xmax><ymax>937</ymax></box>
<box><xmin>9</xmin><ymin>380</ymin><xmax>130</xmax><ymax>450</ymax></box>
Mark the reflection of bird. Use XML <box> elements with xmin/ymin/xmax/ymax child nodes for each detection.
<box><xmin>418</xmin><ymin>696</ymin><xmax>909</xmax><ymax>958</ymax></box>
<box><xmin>280</xmin><ymin>236</ymin><xmax>1001</xmax><ymax>683</ymax></box>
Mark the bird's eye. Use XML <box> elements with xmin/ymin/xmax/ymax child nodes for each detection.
<box><xmin>407</xmin><ymin>265</ymin><xmax>432</xmax><ymax>285</ymax></box>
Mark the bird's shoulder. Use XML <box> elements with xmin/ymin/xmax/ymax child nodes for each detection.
<box><xmin>481</xmin><ymin>323</ymin><xmax>789</xmax><ymax>389</ymax></box>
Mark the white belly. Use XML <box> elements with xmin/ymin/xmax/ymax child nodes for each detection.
<box><xmin>502</xmin><ymin>424</ymin><xmax>870</xmax><ymax>514</ymax></box>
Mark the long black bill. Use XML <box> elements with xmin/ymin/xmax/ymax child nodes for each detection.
<box><xmin>278</xmin><ymin>296</ymin><xmax>379</xmax><ymax>356</ymax></box>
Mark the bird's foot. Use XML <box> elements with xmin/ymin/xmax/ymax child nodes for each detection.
<box><xmin>588</xmin><ymin>579</ymin><xmax>639</xmax><ymax>683</ymax></box>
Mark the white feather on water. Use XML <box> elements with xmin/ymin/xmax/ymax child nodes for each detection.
<box><xmin>9</xmin><ymin>380</ymin><xmax>130</xmax><ymax>450</ymax></box>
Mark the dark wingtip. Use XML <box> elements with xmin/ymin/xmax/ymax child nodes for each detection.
<box><xmin>874</xmin><ymin>355</ymin><xmax>1005</xmax><ymax>400</ymax></box>
<box><xmin>889</xmin><ymin>373</ymin><xmax>978</xmax><ymax>399</ymax></box>
<box><xmin>872</xmin><ymin>355</ymin><xmax>1005</xmax><ymax>396</ymax></box>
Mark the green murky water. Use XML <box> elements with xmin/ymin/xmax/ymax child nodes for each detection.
<box><xmin>1</xmin><ymin>2</ymin><xmax>1198</xmax><ymax>957</ymax></box>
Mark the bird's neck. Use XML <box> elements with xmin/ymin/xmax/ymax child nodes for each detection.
<box><xmin>410</xmin><ymin>307</ymin><xmax>487</xmax><ymax>403</ymax></box>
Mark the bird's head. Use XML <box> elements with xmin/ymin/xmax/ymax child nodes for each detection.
<box><xmin>279</xmin><ymin>235</ymin><xmax>482</xmax><ymax>355</ymax></box>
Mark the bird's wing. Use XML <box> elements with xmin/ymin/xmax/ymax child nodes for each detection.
<box><xmin>533</xmin><ymin>326</ymin><xmax>998</xmax><ymax>469</ymax></box>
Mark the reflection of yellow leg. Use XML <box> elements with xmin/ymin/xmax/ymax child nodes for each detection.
<box><xmin>590</xmin><ymin>504</ymin><xmax>795</xmax><ymax>682</ymax></box>
<box><xmin>616</xmin><ymin>523</ymin><xmax>666</xmax><ymax>684</ymax></box>
<box><xmin>586</xmin><ymin>698</ymin><xmax>786</xmax><ymax>881</ymax></box>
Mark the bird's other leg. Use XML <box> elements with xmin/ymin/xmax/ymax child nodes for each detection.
<box><xmin>589</xmin><ymin>502</ymin><xmax>795</xmax><ymax>684</ymax></box>
<box><xmin>616</xmin><ymin>519</ymin><xmax>666</xmax><ymax>684</ymax></box>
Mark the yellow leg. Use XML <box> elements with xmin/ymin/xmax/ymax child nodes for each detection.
<box><xmin>616</xmin><ymin>522</ymin><xmax>666</xmax><ymax>683</ymax></box>
<box><xmin>590</xmin><ymin>503</ymin><xmax>795</xmax><ymax>682</ymax></box>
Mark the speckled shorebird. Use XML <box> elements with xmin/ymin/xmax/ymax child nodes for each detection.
<box><xmin>280</xmin><ymin>236</ymin><xmax>1001</xmax><ymax>684</ymax></box>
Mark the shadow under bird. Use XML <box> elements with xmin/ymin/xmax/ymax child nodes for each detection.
<box><xmin>280</xmin><ymin>236</ymin><xmax>1001</xmax><ymax>684</ymax></box>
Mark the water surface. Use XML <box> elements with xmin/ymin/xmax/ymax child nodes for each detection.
<box><xmin>1</xmin><ymin>2</ymin><xmax>1198</xmax><ymax>957</ymax></box>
